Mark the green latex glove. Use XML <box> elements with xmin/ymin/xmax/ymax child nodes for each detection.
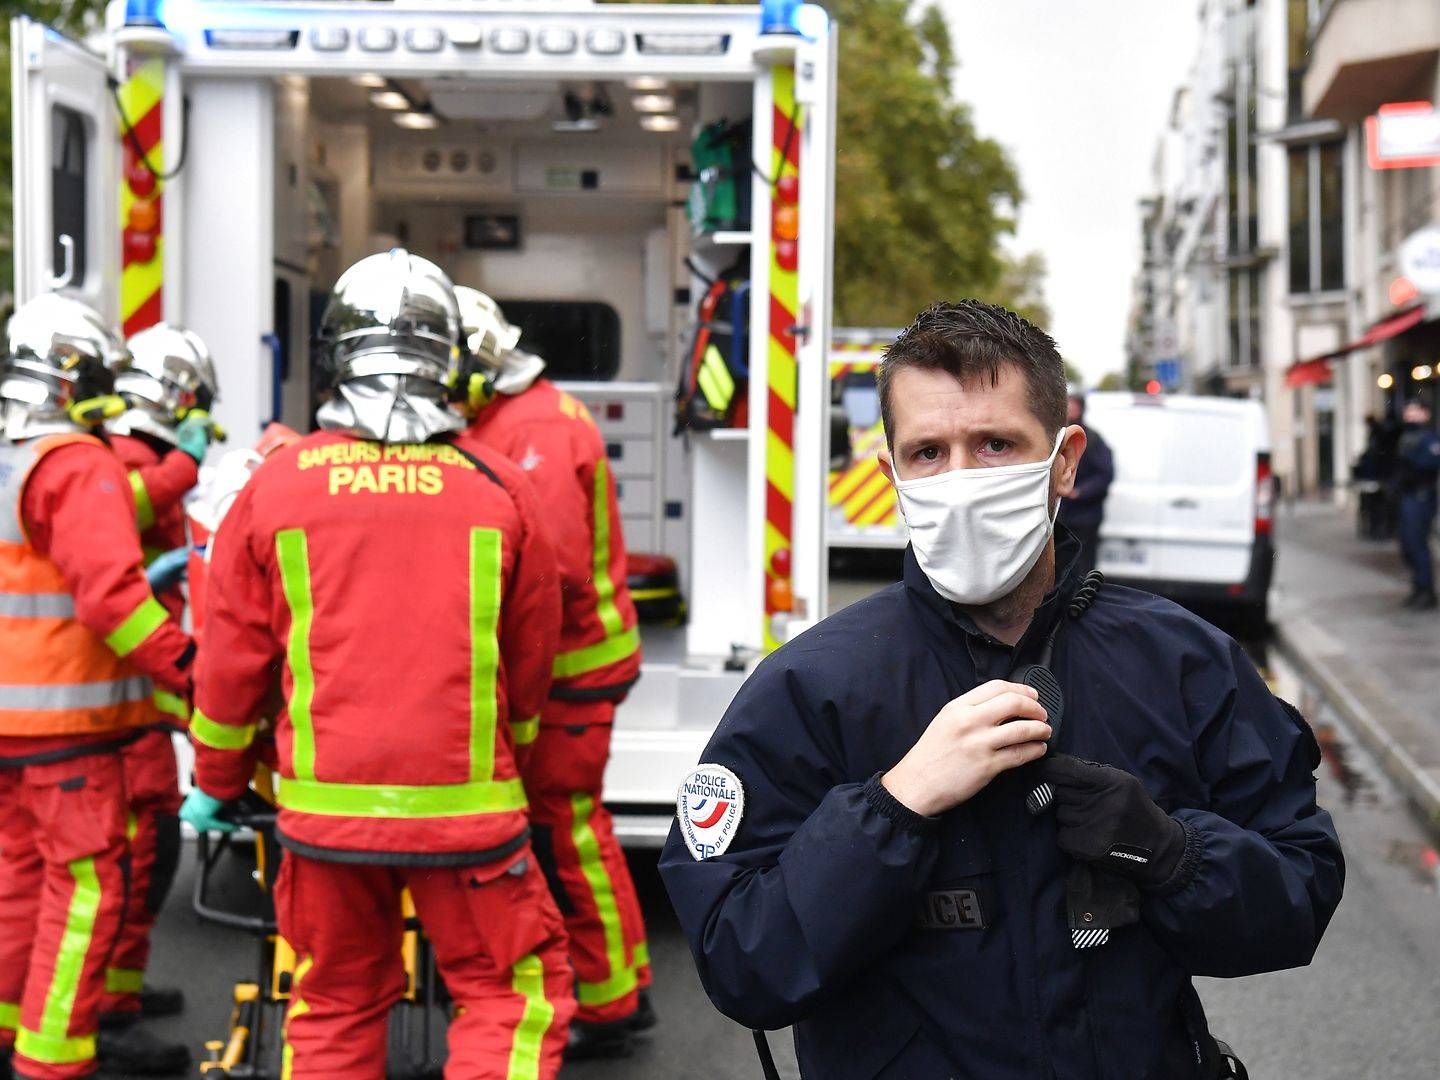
<box><xmin>180</xmin><ymin>788</ymin><xmax>237</xmax><ymax>834</ymax></box>
<box><xmin>176</xmin><ymin>413</ymin><xmax>212</xmax><ymax>464</ymax></box>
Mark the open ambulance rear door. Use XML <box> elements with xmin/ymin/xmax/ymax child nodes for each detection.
<box><xmin>10</xmin><ymin>16</ymin><xmax>120</xmax><ymax>321</ymax></box>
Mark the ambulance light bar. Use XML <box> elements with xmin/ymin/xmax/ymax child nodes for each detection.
<box><xmin>203</xmin><ymin>27</ymin><xmax>298</xmax><ymax>50</ymax></box>
<box><xmin>635</xmin><ymin>33</ymin><xmax>729</xmax><ymax>56</ymax></box>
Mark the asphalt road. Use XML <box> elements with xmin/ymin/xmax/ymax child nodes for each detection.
<box><xmin>129</xmin><ymin>575</ymin><xmax>1439</xmax><ymax>1080</ymax></box>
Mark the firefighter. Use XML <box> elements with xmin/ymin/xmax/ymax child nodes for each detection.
<box><xmin>94</xmin><ymin>325</ymin><xmax>220</xmax><ymax>1053</ymax></box>
<box><xmin>180</xmin><ymin>251</ymin><xmax>575</xmax><ymax>1079</ymax></box>
<box><xmin>456</xmin><ymin>287</ymin><xmax>651</xmax><ymax>1058</ymax></box>
<box><xmin>0</xmin><ymin>294</ymin><xmax>196</xmax><ymax>1080</ymax></box>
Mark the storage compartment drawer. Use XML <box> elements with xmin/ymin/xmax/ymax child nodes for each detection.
<box><xmin>614</xmin><ymin>477</ymin><xmax>655</xmax><ymax>517</ymax></box>
<box><xmin>579</xmin><ymin>396</ymin><xmax>657</xmax><ymax>439</ymax></box>
<box><xmin>606</xmin><ymin>437</ymin><xmax>655</xmax><ymax>479</ymax></box>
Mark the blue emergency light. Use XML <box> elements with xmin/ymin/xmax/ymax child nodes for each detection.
<box><xmin>124</xmin><ymin>0</ymin><xmax>165</xmax><ymax>28</ymax></box>
<box><xmin>760</xmin><ymin>0</ymin><xmax>802</xmax><ymax>37</ymax></box>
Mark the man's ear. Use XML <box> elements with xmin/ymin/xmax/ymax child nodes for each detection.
<box><xmin>878</xmin><ymin>445</ymin><xmax>895</xmax><ymax>484</ymax></box>
<box><xmin>1054</xmin><ymin>425</ymin><xmax>1086</xmax><ymax>497</ymax></box>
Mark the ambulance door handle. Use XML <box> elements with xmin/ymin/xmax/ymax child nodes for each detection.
<box><xmin>49</xmin><ymin>234</ymin><xmax>75</xmax><ymax>289</ymax></box>
<box><xmin>262</xmin><ymin>333</ymin><xmax>285</xmax><ymax>424</ymax></box>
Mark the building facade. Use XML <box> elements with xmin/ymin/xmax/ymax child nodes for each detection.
<box><xmin>1130</xmin><ymin>0</ymin><xmax>1440</xmax><ymax>498</ymax></box>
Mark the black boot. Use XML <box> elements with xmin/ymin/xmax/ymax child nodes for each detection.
<box><xmin>628</xmin><ymin>989</ymin><xmax>657</xmax><ymax>1033</ymax></box>
<box><xmin>565</xmin><ymin>1017</ymin><xmax>635</xmax><ymax>1061</ymax></box>
<box><xmin>100</xmin><ymin>984</ymin><xmax>185</xmax><ymax>1029</ymax></box>
<box><xmin>138</xmin><ymin>985</ymin><xmax>185</xmax><ymax>1020</ymax></box>
<box><xmin>97</xmin><ymin>1021</ymin><xmax>192</xmax><ymax>1076</ymax></box>
<box><xmin>1413</xmin><ymin>591</ymin><xmax>1438</xmax><ymax>611</ymax></box>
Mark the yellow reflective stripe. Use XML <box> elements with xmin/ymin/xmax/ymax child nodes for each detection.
<box><xmin>129</xmin><ymin>470</ymin><xmax>155</xmax><ymax>531</ymax></box>
<box><xmin>506</xmin><ymin>954</ymin><xmax>555</xmax><ymax>1080</ymax></box>
<box><xmin>571</xmin><ymin>793</ymin><xmax>635</xmax><ymax>1007</ymax></box>
<box><xmin>104</xmin><ymin>596</ymin><xmax>169</xmax><ymax>657</ymax></box>
<box><xmin>0</xmin><ymin>1001</ymin><xmax>18</xmax><ymax>1031</ymax></box>
<box><xmin>633</xmin><ymin>940</ymin><xmax>650</xmax><ymax>969</ymax></box>
<box><xmin>17</xmin><ymin>857</ymin><xmax>101</xmax><ymax>1065</ymax></box>
<box><xmin>552</xmin><ymin>626</ymin><xmax>640</xmax><ymax>680</ymax></box>
<box><xmin>276</xmin><ymin>776</ymin><xmax>527</xmax><ymax>819</ymax></box>
<box><xmin>105</xmin><ymin>968</ymin><xmax>144</xmax><ymax>995</ymax></box>
<box><xmin>125</xmin><ymin>812</ymin><xmax>138</xmax><ymax>841</ymax></box>
<box><xmin>191</xmin><ymin>708</ymin><xmax>256</xmax><ymax>751</ymax></box>
<box><xmin>469</xmin><ymin>528</ymin><xmax>502</xmax><ymax>783</ymax></box>
<box><xmin>153</xmin><ymin>689</ymin><xmax>190</xmax><ymax>722</ymax></box>
<box><xmin>280</xmin><ymin>955</ymin><xmax>312</xmax><ymax>1080</ymax></box>
<box><xmin>590</xmin><ymin>460</ymin><xmax>624</xmax><ymax>640</ymax></box>
<box><xmin>510</xmin><ymin>715</ymin><xmax>540</xmax><ymax>747</ymax></box>
<box><xmin>275</xmin><ymin>530</ymin><xmax>316</xmax><ymax>782</ymax></box>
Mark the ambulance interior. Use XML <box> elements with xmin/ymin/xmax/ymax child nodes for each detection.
<box><xmin>241</xmin><ymin>70</ymin><xmax>761</xmax><ymax>790</ymax></box>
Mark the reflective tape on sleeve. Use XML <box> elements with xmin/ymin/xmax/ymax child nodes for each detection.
<box><xmin>104</xmin><ymin>596</ymin><xmax>170</xmax><ymax>657</ymax></box>
<box><xmin>509</xmin><ymin>715</ymin><xmax>540</xmax><ymax>747</ymax></box>
<box><xmin>191</xmin><ymin>708</ymin><xmax>255</xmax><ymax>751</ymax></box>
<box><xmin>129</xmin><ymin>470</ymin><xmax>155</xmax><ymax>531</ymax></box>
<box><xmin>153</xmin><ymin>689</ymin><xmax>190</xmax><ymax>722</ymax></box>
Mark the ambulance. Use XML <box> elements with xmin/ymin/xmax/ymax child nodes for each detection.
<box><xmin>826</xmin><ymin>326</ymin><xmax>905</xmax><ymax>550</ymax></box>
<box><xmin>11</xmin><ymin>0</ymin><xmax>838</xmax><ymax>844</ymax></box>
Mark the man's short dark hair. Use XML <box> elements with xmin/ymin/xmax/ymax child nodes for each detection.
<box><xmin>877</xmin><ymin>300</ymin><xmax>1067</xmax><ymax>444</ymax></box>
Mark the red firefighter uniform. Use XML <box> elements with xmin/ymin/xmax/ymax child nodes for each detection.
<box><xmin>0</xmin><ymin>434</ymin><xmax>194</xmax><ymax>1080</ymax></box>
<box><xmin>467</xmin><ymin>380</ymin><xmax>649</xmax><ymax>1025</ymax></box>
<box><xmin>99</xmin><ymin>432</ymin><xmax>197</xmax><ymax>1017</ymax></box>
<box><xmin>190</xmin><ymin>431</ymin><xmax>575</xmax><ymax>1079</ymax></box>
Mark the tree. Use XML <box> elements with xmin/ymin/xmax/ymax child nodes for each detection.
<box><xmin>1096</xmin><ymin>371</ymin><xmax>1128</xmax><ymax>392</ymax></box>
<box><xmin>0</xmin><ymin>1</ymin><xmax>109</xmax><ymax>301</ymax></box>
<box><xmin>827</xmin><ymin>0</ymin><xmax>1043</xmax><ymax>327</ymax></box>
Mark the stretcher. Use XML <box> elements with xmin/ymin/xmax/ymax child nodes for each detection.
<box><xmin>192</xmin><ymin>775</ymin><xmax>448</xmax><ymax>1078</ymax></box>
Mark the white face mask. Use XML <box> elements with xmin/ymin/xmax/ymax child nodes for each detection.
<box><xmin>895</xmin><ymin>430</ymin><xmax>1067</xmax><ymax>606</ymax></box>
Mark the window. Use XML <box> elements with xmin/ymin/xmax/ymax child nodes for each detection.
<box><xmin>50</xmin><ymin>106</ymin><xmax>88</xmax><ymax>287</ymax></box>
<box><xmin>497</xmin><ymin>301</ymin><xmax>621</xmax><ymax>381</ymax></box>
<box><xmin>1287</xmin><ymin>141</ymin><xmax>1345</xmax><ymax>295</ymax></box>
<box><xmin>1228</xmin><ymin>267</ymin><xmax>1263</xmax><ymax>370</ymax></box>
<box><xmin>1226</xmin><ymin>59</ymin><xmax>1259</xmax><ymax>256</ymax></box>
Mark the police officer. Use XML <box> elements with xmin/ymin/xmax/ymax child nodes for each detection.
<box><xmin>1057</xmin><ymin>386</ymin><xmax>1113</xmax><ymax>576</ymax></box>
<box><xmin>0</xmin><ymin>295</ymin><xmax>196</xmax><ymax>1080</ymax></box>
<box><xmin>659</xmin><ymin>300</ymin><xmax>1343</xmax><ymax>1079</ymax></box>
<box><xmin>1396</xmin><ymin>398</ymin><xmax>1440</xmax><ymax>610</ymax></box>
<box><xmin>180</xmin><ymin>251</ymin><xmax>575</xmax><ymax>1078</ymax></box>
<box><xmin>456</xmin><ymin>288</ymin><xmax>651</xmax><ymax>1058</ymax></box>
<box><xmin>95</xmin><ymin>324</ymin><xmax>220</xmax><ymax>1070</ymax></box>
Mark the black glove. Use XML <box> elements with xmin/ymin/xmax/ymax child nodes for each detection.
<box><xmin>1041</xmin><ymin>754</ymin><xmax>1189</xmax><ymax>890</ymax></box>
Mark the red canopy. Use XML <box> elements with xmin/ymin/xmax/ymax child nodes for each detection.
<box><xmin>1284</xmin><ymin>304</ymin><xmax>1428</xmax><ymax>387</ymax></box>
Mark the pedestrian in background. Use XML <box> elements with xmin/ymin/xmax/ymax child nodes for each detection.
<box><xmin>1396</xmin><ymin>398</ymin><xmax>1440</xmax><ymax>610</ymax></box>
<box><xmin>1057</xmin><ymin>388</ymin><xmax>1113</xmax><ymax>576</ymax></box>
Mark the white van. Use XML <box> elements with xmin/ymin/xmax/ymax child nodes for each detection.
<box><xmin>1084</xmin><ymin>393</ymin><xmax>1275</xmax><ymax>629</ymax></box>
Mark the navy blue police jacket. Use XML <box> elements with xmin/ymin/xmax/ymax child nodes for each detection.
<box><xmin>659</xmin><ymin>533</ymin><xmax>1343</xmax><ymax>1079</ymax></box>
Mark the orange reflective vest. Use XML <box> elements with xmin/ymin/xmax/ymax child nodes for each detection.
<box><xmin>0</xmin><ymin>434</ymin><xmax>156</xmax><ymax>736</ymax></box>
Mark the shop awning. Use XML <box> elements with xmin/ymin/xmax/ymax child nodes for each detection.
<box><xmin>1284</xmin><ymin>303</ymin><xmax>1428</xmax><ymax>387</ymax></box>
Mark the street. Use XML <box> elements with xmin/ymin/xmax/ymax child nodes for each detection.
<box><xmin>129</xmin><ymin>556</ymin><xmax>1440</xmax><ymax>1080</ymax></box>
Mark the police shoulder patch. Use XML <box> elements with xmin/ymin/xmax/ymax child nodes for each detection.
<box><xmin>677</xmin><ymin>764</ymin><xmax>745</xmax><ymax>861</ymax></box>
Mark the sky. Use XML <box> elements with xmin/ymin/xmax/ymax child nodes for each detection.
<box><xmin>941</xmin><ymin>0</ymin><xmax>1202</xmax><ymax>384</ymax></box>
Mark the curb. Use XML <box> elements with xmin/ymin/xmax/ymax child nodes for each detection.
<box><xmin>1274</xmin><ymin>615</ymin><xmax>1440</xmax><ymax>831</ymax></box>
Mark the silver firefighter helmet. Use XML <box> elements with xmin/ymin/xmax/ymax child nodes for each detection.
<box><xmin>2</xmin><ymin>293</ymin><xmax>128</xmax><ymax>439</ymax></box>
<box><xmin>111</xmin><ymin>323</ymin><xmax>219</xmax><ymax>446</ymax></box>
<box><xmin>314</xmin><ymin>250</ymin><xmax>470</xmax><ymax>443</ymax></box>
<box><xmin>453</xmin><ymin>285</ymin><xmax>544</xmax><ymax>397</ymax></box>
<box><xmin>316</xmin><ymin>249</ymin><xmax>463</xmax><ymax>391</ymax></box>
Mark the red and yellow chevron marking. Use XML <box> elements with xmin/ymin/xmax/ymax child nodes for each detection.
<box><xmin>828</xmin><ymin>426</ymin><xmax>900</xmax><ymax>528</ymax></box>
<box><xmin>118</xmin><ymin>59</ymin><xmax>165</xmax><ymax>336</ymax></box>
<box><xmin>763</xmin><ymin>65</ymin><xmax>803</xmax><ymax>652</ymax></box>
